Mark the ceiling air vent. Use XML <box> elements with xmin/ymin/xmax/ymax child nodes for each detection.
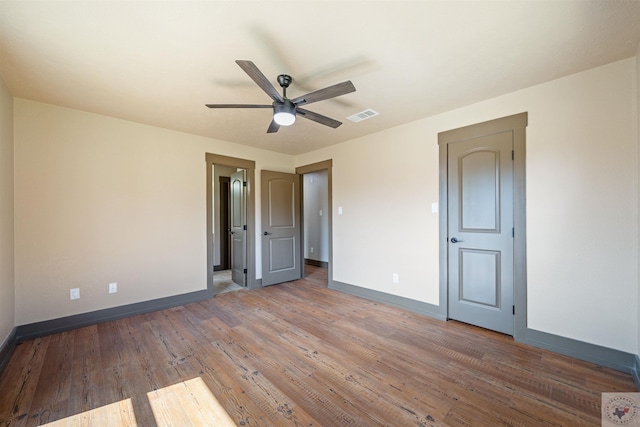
<box><xmin>347</xmin><ymin>109</ymin><xmax>379</xmax><ymax>123</ymax></box>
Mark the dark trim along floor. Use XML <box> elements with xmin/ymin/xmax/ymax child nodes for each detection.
<box><xmin>331</xmin><ymin>280</ymin><xmax>640</xmax><ymax>390</ymax></box>
<box><xmin>0</xmin><ymin>327</ymin><xmax>16</xmax><ymax>374</ymax></box>
<box><xmin>1</xmin><ymin>280</ymin><xmax>639</xmax><ymax>392</ymax></box>
<box><xmin>13</xmin><ymin>288</ymin><xmax>212</xmax><ymax>344</ymax></box>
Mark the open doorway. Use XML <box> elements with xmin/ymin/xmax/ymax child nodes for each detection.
<box><xmin>213</xmin><ymin>166</ymin><xmax>246</xmax><ymax>294</ymax></box>
<box><xmin>297</xmin><ymin>160</ymin><xmax>332</xmax><ymax>287</ymax></box>
<box><xmin>206</xmin><ymin>153</ymin><xmax>256</xmax><ymax>296</ymax></box>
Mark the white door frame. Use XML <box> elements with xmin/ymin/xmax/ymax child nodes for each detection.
<box><xmin>438</xmin><ymin>113</ymin><xmax>528</xmax><ymax>339</ymax></box>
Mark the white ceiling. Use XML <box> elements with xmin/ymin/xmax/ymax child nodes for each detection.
<box><xmin>1</xmin><ymin>1</ymin><xmax>639</xmax><ymax>155</ymax></box>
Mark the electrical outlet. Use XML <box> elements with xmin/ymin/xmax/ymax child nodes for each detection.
<box><xmin>392</xmin><ymin>274</ymin><xmax>399</xmax><ymax>284</ymax></box>
<box><xmin>70</xmin><ymin>288</ymin><xmax>80</xmax><ymax>300</ymax></box>
<box><xmin>310</xmin><ymin>247</ymin><xmax>314</xmax><ymax>253</ymax></box>
<box><xmin>109</xmin><ymin>282</ymin><xmax>118</xmax><ymax>294</ymax></box>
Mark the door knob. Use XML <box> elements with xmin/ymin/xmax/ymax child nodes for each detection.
<box><xmin>263</xmin><ymin>231</ymin><xmax>271</xmax><ymax>236</ymax></box>
<box><xmin>450</xmin><ymin>237</ymin><xmax>463</xmax><ymax>243</ymax></box>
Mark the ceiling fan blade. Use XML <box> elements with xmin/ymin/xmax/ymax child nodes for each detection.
<box><xmin>205</xmin><ymin>104</ymin><xmax>272</xmax><ymax>108</ymax></box>
<box><xmin>296</xmin><ymin>108</ymin><xmax>342</xmax><ymax>128</ymax></box>
<box><xmin>267</xmin><ymin>119</ymin><xmax>280</xmax><ymax>133</ymax></box>
<box><xmin>235</xmin><ymin>60</ymin><xmax>284</xmax><ymax>103</ymax></box>
<box><xmin>291</xmin><ymin>81</ymin><xmax>355</xmax><ymax>106</ymax></box>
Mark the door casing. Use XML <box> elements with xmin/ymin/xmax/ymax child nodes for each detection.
<box><xmin>296</xmin><ymin>159</ymin><xmax>333</xmax><ymax>285</ymax></box>
<box><xmin>438</xmin><ymin>113</ymin><xmax>527</xmax><ymax>339</ymax></box>
<box><xmin>206</xmin><ymin>153</ymin><xmax>257</xmax><ymax>291</ymax></box>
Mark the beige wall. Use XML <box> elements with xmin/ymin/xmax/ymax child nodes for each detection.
<box><xmin>14</xmin><ymin>100</ymin><xmax>293</xmax><ymax>325</ymax></box>
<box><xmin>637</xmin><ymin>43</ymin><xmax>640</xmax><ymax>358</ymax></box>
<box><xmin>297</xmin><ymin>57</ymin><xmax>639</xmax><ymax>354</ymax></box>
<box><xmin>9</xmin><ymin>57</ymin><xmax>640</xmax><ymax>357</ymax></box>
<box><xmin>0</xmin><ymin>77</ymin><xmax>15</xmax><ymax>346</ymax></box>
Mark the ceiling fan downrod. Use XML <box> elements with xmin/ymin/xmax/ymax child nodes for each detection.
<box><xmin>277</xmin><ymin>74</ymin><xmax>292</xmax><ymax>98</ymax></box>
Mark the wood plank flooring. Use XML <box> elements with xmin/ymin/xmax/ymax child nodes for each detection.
<box><xmin>0</xmin><ymin>266</ymin><xmax>635</xmax><ymax>426</ymax></box>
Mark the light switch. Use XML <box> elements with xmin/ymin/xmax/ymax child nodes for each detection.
<box><xmin>431</xmin><ymin>202</ymin><xmax>439</xmax><ymax>214</ymax></box>
<box><xmin>338</xmin><ymin>207</ymin><xmax>343</xmax><ymax>215</ymax></box>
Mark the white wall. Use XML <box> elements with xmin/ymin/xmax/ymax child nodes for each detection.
<box><xmin>0</xmin><ymin>77</ymin><xmax>15</xmax><ymax>347</ymax></box>
<box><xmin>297</xmin><ymin>57</ymin><xmax>639</xmax><ymax>354</ymax></box>
<box><xmin>303</xmin><ymin>170</ymin><xmax>329</xmax><ymax>262</ymax></box>
<box><xmin>14</xmin><ymin>99</ymin><xmax>293</xmax><ymax>325</ymax></box>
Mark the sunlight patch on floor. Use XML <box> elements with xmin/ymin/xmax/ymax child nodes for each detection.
<box><xmin>40</xmin><ymin>398</ymin><xmax>137</xmax><ymax>426</ymax></box>
<box><xmin>147</xmin><ymin>377</ymin><xmax>236</xmax><ymax>426</ymax></box>
<box><xmin>39</xmin><ymin>377</ymin><xmax>234</xmax><ymax>426</ymax></box>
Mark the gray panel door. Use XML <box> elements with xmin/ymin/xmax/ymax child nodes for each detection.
<box><xmin>448</xmin><ymin>131</ymin><xmax>514</xmax><ymax>335</ymax></box>
<box><xmin>261</xmin><ymin>170</ymin><xmax>301</xmax><ymax>286</ymax></box>
<box><xmin>230</xmin><ymin>170</ymin><xmax>246</xmax><ymax>286</ymax></box>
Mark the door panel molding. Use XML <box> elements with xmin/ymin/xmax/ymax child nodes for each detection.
<box><xmin>438</xmin><ymin>112</ymin><xmax>528</xmax><ymax>339</ymax></box>
<box><xmin>459</xmin><ymin>248</ymin><xmax>501</xmax><ymax>308</ymax></box>
<box><xmin>459</xmin><ymin>149</ymin><xmax>501</xmax><ymax>232</ymax></box>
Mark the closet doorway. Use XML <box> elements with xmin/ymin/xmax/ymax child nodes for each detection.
<box><xmin>206</xmin><ymin>153</ymin><xmax>256</xmax><ymax>295</ymax></box>
<box><xmin>296</xmin><ymin>159</ymin><xmax>332</xmax><ymax>287</ymax></box>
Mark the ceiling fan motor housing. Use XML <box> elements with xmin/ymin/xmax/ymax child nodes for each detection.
<box><xmin>277</xmin><ymin>74</ymin><xmax>293</xmax><ymax>88</ymax></box>
<box><xmin>273</xmin><ymin>99</ymin><xmax>296</xmax><ymax>126</ymax></box>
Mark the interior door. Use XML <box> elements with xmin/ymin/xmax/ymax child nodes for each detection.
<box><xmin>230</xmin><ymin>170</ymin><xmax>246</xmax><ymax>286</ymax></box>
<box><xmin>261</xmin><ymin>170</ymin><xmax>301</xmax><ymax>286</ymax></box>
<box><xmin>448</xmin><ymin>131</ymin><xmax>514</xmax><ymax>335</ymax></box>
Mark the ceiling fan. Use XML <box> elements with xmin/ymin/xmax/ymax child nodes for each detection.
<box><xmin>206</xmin><ymin>60</ymin><xmax>356</xmax><ymax>133</ymax></box>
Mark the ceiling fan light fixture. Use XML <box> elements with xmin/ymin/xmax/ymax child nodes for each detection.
<box><xmin>206</xmin><ymin>61</ymin><xmax>355</xmax><ymax>133</ymax></box>
<box><xmin>273</xmin><ymin>100</ymin><xmax>296</xmax><ymax>126</ymax></box>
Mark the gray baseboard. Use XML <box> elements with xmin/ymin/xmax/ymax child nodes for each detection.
<box><xmin>15</xmin><ymin>288</ymin><xmax>213</xmax><ymax>343</ymax></box>
<box><xmin>330</xmin><ymin>280</ymin><xmax>446</xmax><ymax>321</ymax></box>
<box><xmin>330</xmin><ymin>280</ymin><xmax>638</xmax><ymax>383</ymax></box>
<box><xmin>519</xmin><ymin>328</ymin><xmax>637</xmax><ymax>375</ymax></box>
<box><xmin>4</xmin><ymin>277</ymin><xmax>639</xmax><ymax>388</ymax></box>
<box><xmin>0</xmin><ymin>327</ymin><xmax>17</xmax><ymax>373</ymax></box>
<box><xmin>305</xmin><ymin>258</ymin><xmax>329</xmax><ymax>268</ymax></box>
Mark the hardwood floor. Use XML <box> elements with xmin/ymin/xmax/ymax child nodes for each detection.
<box><xmin>0</xmin><ymin>266</ymin><xmax>635</xmax><ymax>426</ymax></box>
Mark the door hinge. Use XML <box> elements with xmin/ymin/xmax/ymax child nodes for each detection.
<box><xmin>243</xmin><ymin>268</ymin><xmax>247</xmax><ymax>274</ymax></box>
<box><xmin>513</xmin><ymin>305</ymin><xmax>515</xmax><ymax>315</ymax></box>
<box><xmin>243</xmin><ymin>224</ymin><xmax>247</xmax><ymax>231</ymax></box>
<box><xmin>243</xmin><ymin>181</ymin><xmax>247</xmax><ymax>187</ymax></box>
<box><xmin>512</xmin><ymin>150</ymin><xmax>514</xmax><ymax>160</ymax></box>
<box><xmin>512</xmin><ymin>227</ymin><xmax>515</xmax><ymax>238</ymax></box>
